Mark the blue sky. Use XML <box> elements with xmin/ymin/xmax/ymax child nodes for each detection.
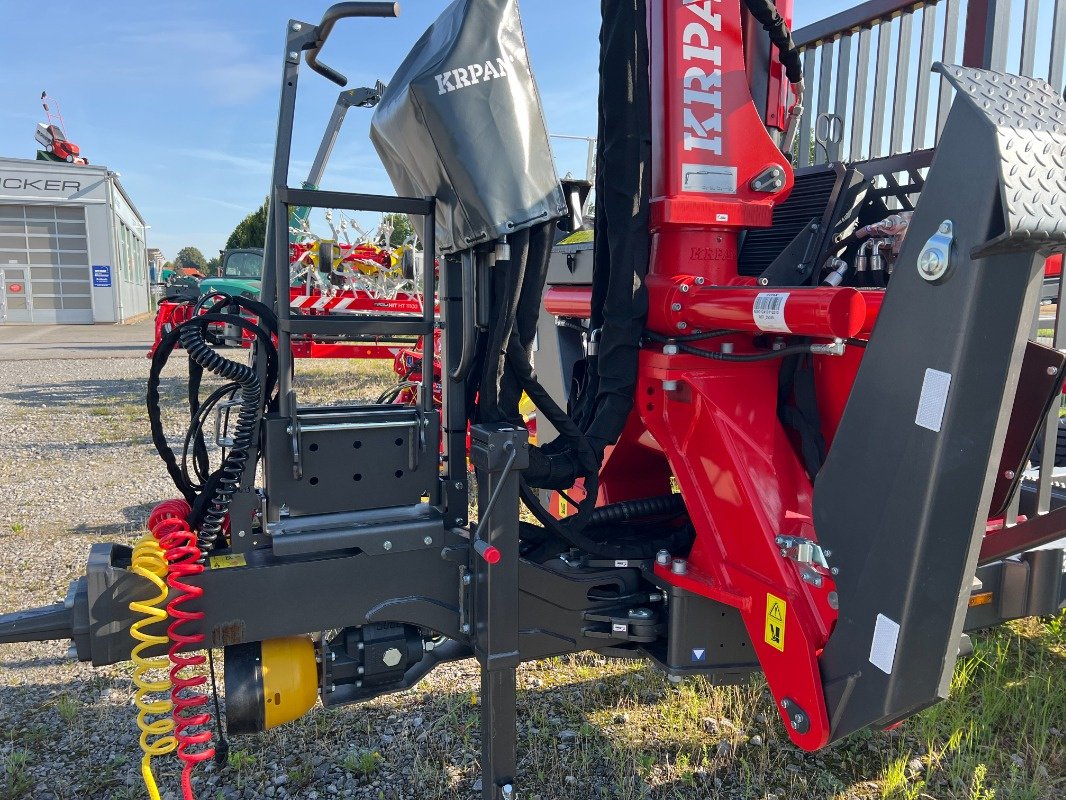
<box><xmin>0</xmin><ymin>1</ymin><xmax>854</xmax><ymax>260</ymax></box>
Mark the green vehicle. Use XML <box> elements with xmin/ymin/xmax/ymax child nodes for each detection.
<box><xmin>200</xmin><ymin>248</ymin><xmax>264</xmax><ymax>345</ymax></box>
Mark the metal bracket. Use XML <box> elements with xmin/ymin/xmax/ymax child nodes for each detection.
<box><xmin>214</xmin><ymin>398</ymin><xmax>242</xmax><ymax>448</ymax></box>
<box><xmin>775</xmin><ymin>535</ymin><xmax>838</xmax><ymax>587</ymax></box>
<box><xmin>917</xmin><ymin>220</ymin><xmax>954</xmax><ymax>282</ymax></box>
<box><xmin>751</xmin><ymin>164</ymin><xmax>787</xmax><ymax>193</ymax></box>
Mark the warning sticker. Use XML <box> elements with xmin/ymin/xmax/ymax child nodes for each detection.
<box><xmin>556</xmin><ymin>229</ymin><xmax>594</xmax><ymax>246</ymax></box>
<box><xmin>765</xmin><ymin>593</ymin><xmax>786</xmax><ymax>652</ymax></box>
<box><xmin>208</xmin><ymin>553</ymin><xmax>247</xmax><ymax>570</ymax></box>
<box><xmin>753</xmin><ymin>292</ymin><xmax>790</xmax><ymax>333</ymax></box>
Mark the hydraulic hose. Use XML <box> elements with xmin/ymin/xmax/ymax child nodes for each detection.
<box><xmin>588</xmin><ymin>493</ymin><xmax>686</xmax><ymax>525</ymax></box>
<box><xmin>743</xmin><ymin>0</ymin><xmax>802</xmax><ymax>84</ymax></box>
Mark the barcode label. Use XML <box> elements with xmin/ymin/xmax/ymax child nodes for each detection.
<box><xmin>753</xmin><ymin>292</ymin><xmax>790</xmax><ymax>333</ymax></box>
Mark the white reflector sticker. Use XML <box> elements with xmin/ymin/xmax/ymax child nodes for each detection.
<box><xmin>915</xmin><ymin>368</ymin><xmax>952</xmax><ymax>432</ymax></box>
<box><xmin>869</xmin><ymin>613</ymin><xmax>900</xmax><ymax>675</ymax></box>
<box><xmin>753</xmin><ymin>292</ymin><xmax>790</xmax><ymax>333</ymax></box>
<box><xmin>681</xmin><ymin>164</ymin><xmax>737</xmax><ymax>194</ymax></box>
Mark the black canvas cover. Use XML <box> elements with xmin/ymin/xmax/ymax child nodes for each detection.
<box><xmin>370</xmin><ymin>0</ymin><xmax>565</xmax><ymax>253</ymax></box>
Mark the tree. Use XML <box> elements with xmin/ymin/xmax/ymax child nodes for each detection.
<box><xmin>226</xmin><ymin>197</ymin><xmax>269</xmax><ymax>251</ymax></box>
<box><xmin>381</xmin><ymin>213</ymin><xmax>416</xmax><ymax>248</ymax></box>
<box><xmin>174</xmin><ymin>246</ymin><xmax>207</xmax><ymax>271</ymax></box>
<box><xmin>206</xmin><ymin>256</ymin><xmax>221</xmax><ymax>274</ymax></box>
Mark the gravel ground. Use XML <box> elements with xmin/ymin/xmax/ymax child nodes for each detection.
<box><xmin>0</xmin><ymin>348</ymin><xmax>1062</xmax><ymax>800</ymax></box>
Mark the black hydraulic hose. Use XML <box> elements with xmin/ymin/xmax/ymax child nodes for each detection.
<box><xmin>644</xmin><ymin>330</ymin><xmax>823</xmax><ymax>362</ymax></box>
<box><xmin>743</xmin><ymin>0</ymin><xmax>803</xmax><ymax>84</ymax></box>
<box><xmin>588</xmin><ymin>493</ymin><xmax>686</xmax><ymax>525</ymax></box>
<box><xmin>179</xmin><ymin>320</ymin><xmax>262</xmax><ymax>555</ymax></box>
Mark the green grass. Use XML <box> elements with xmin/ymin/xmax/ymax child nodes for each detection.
<box><xmin>0</xmin><ymin>751</ymin><xmax>31</xmax><ymax>800</ymax></box>
<box><xmin>342</xmin><ymin>748</ymin><xmax>383</xmax><ymax>776</ymax></box>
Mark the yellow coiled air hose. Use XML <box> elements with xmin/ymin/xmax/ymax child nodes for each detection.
<box><xmin>129</xmin><ymin>532</ymin><xmax>177</xmax><ymax>800</ymax></box>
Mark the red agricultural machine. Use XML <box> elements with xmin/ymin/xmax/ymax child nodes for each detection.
<box><xmin>3</xmin><ymin>1</ymin><xmax>1066</xmax><ymax>799</ymax></box>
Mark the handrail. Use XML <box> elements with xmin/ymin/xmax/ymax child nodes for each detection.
<box><xmin>793</xmin><ymin>0</ymin><xmax>922</xmax><ymax>48</ymax></box>
<box><xmin>306</xmin><ymin>2</ymin><xmax>400</xmax><ymax>86</ymax></box>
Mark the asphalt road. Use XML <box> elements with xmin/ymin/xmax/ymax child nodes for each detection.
<box><xmin>0</xmin><ymin>319</ymin><xmax>154</xmax><ymax>361</ymax></box>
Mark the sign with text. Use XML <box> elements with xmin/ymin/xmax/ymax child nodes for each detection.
<box><xmin>92</xmin><ymin>265</ymin><xmax>112</xmax><ymax>288</ymax></box>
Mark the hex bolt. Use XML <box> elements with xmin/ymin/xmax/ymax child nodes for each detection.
<box><xmin>830</xmin><ymin>567</ymin><xmax>840</xmax><ymax>576</ymax></box>
<box><xmin>1003</xmin><ymin>470</ymin><xmax>1016</xmax><ymax>480</ymax></box>
<box><xmin>671</xmin><ymin>558</ymin><xmax>688</xmax><ymax>575</ymax></box>
<box><xmin>790</xmin><ymin>720</ymin><xmax>798</xmax><ymax>730</ymax></box>
<box><xmin>383</xmin><ymin>540</ymin><xmax>393</xmax><ymax>551</ymax></box>
<box><xmin>455</xmin><ymin>481</ymin><xmax>464</xmax><ymax>490</ymax></box>
<box><xmin>939</xmin><ymin>221</ymin><xmax>952</xmax><ymax>234</ymax></box>
<box><xmin>677</xmin><ymin>322</ymin><xmax>688</xmax><ymax>330</ymax></box>
<box><xmin>775</xmin><ymin>535</ymin><xmax>785</xmax><ymax>545</ymax></box>
<box><xmin>655</xmin><ymin>549</ymin><xmax>671</xmax><ymax>566</ymax></box>
<box><xmin>679</xmin><ymin>284</ymin><xmax>690</xmax><ymax>293</ymax></box>
<box><xmin>671</xmin><ymin>302</ymin><xmax>682</xmax><ymax>312</ymax></box>
<box><xmin>1048</xmin><ymin>366</ymin><xmax>1059</xmax><ymax>376</ymax></box>
<box><xmin>694</xmin><ymin>277</ymin><xmax>705</xmax><ymax>285</ymax></box>
<box><xmin>423</xmin><ymin>536</ymin><xmax>434</xmax><ymax>546</ymax></box>
<box><xmin>288</xmin><ymin>51</ymin><xmax>299</xmax><ymax>61</ymax></box>
<box><xmin>462</xmin><ymin>574</ymin><xmax>472</xmax><ymax>585</ymax></box>
<box><xmin>823</xmin><ymin>549</ymin><xmax>832</xmax><ymax>558</ymax></box>
<box><xmin>238</xmin><ymin>530</ymin><xmax>246</xmax><ymax>538</ymax></box>
<box><xmin>291</xmin><ymin>22</ymin><xmax>302</xmax><ymax>31</ymax></box>
<box><xmin>461</xmin><ymin>623</ymin><xmax>472</xmax><ymax>634</ymax></box>
<box><xmin>328</xmin><ymin>684</ymin><xmax>337</xmax><ymax>693</ymax></box>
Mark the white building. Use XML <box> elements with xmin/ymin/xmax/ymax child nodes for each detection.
<box><xmin>0</xmin><ymin>157</ymin><xmax>150</xmax><ymax>324</ymax></box>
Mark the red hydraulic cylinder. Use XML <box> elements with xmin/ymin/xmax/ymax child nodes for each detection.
<box><xmin>646</xmin><ymin>280</ymin><xmax>867</xmax><ymax>339</ymax></box>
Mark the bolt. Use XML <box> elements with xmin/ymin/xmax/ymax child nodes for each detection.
<box><xmin>775</xmin><ymin>535</ymin><xmax>785</xmax><ymax>545</ymax></box>
<box><xmin>917</xmin><ymin>248</ymin><xmax>942</xmax><ymax>276</ymax></box>
<box><xmin>1048</xmin><ymin>366</ymin><xmax>1059</xmax><ymax>376</ymax></box>
<box><xmin>383</xmin><ymin>540</ymin><xmax>393</xmax><ymax>551</ymax></box>
<box><xmin>671</xmin><ymin>302</ymin><xmax>682</xmax><ymax>311</ymax></box>
<box><xmin>463</xmin><ymin>574</ymin><xmax>472</xmax><ymax>585</ymax></box>
<box><xmin>656</xmin><ymin>549</ymin><xmax>671</xmax><ymax>566</ymax></box>
<box><xmin>455</xmin><ymin>518</ymin><xmax>465</xmax><ymax>526</ymax></box>
<box><xmin>793</xmin><ymin>714</ymin><xmax>803</xmax><ymax>725</ymax></box>
<box><xmin>823</xmin><ymin>548</ymin><xmax>832</xmax><ymax>558</ymax></box>
<box><xmin>790</xmin><ymin>720</ymin><xmax>798</xmax><ymax>730</ymax></box>
<box><xmin>671</xmin><ymin>558</ymin><xmax>688</xmax><ymax>575</ymax></box>
<box><xmin>455</xmin><ymin>481</ymin><xmax>464</xmax><ymax>490</ymax></box>
<box><xmin>771</xmin><ymin>168</ymin><xmax>781</xmax><ymax>178</ymax></box>
<box><xmin>423</xmin><ymin>536</ymin><xmax>434</xmax><ymax>546</ymax></box>
<box><xmin>291</xmin><ymin>22</ymin><xmax>302</xmax><ymax>31</ymax></box>
<box><xmin>773</xmin><ymin>180</ymin><xmax>783</xmax><ymax>189</ymax></box>
<box><xmin>677</xmin><ymin>321</ymin><xmax>688</xmax><ymax>330</ymax></box>
<box><xmin>461</xmin><ymin>623</ymin><xmax>472</xmax><ymax>634</ymax></box>
<box><xmin>330</xmin><ymin>651</ymin><xmax>337</xmax><ymax>662</ymax></box>
<box><xmin>288</xmin><ymin>51</ymin><xmax>299</xmax><ymax>61</ymax></box>
<box><xmin>1003</xmin><ymin>469</ymin><xmax>1016</xmax><ymax>480</ymax></box>
<box><xmin>830</xmin><ymin>567</ymin><xmax>840</xmax><ymax>576</ymax></box>
<box><xmin>679</xmin><ymin>284</ymin><xmax>690</xmax><ymax>293</ymax></box>
<box><xmin>663</xmin><ymin>344</ymin><xmax>679</xmax><ymax>355</ymax></box>
<box><xmin>939</xmin><ymin>221</ymin><xmax>952</xmax><ymax>234</ymax></box>
<box><xmin>781</xmin><ymin>699</ymin><xmax>789</xmax><ymax>708</ymax></box>
<box><xmin>424</xmin><ymin>639</ymin><xmax>436</xmax><ymax>651</ymax></box>
<box><xmin>238</xmin><ymin>530</ymin><xmax>246</xmax><ymax>538</ymax></box>
<box><xmin>328</xmin><ymin>684</ymin><xmax>336</xmax><ymax>693</ymax></box>
<box><xmin>694</xmin><ymin>276</ymin><xmax>705</xmax><ymax>285</ymax></box>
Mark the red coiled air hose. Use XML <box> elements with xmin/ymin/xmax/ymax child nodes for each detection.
<box><xmin>148</xmin><ymin>500</ymin><xmax>213</xmax><ymax>800</ymax></box>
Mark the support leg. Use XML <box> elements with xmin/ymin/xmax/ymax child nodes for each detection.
<box><xmin>469</xmin><ymin>424</ymin><xmax>528</xmax><ymax>800</ymax></box>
